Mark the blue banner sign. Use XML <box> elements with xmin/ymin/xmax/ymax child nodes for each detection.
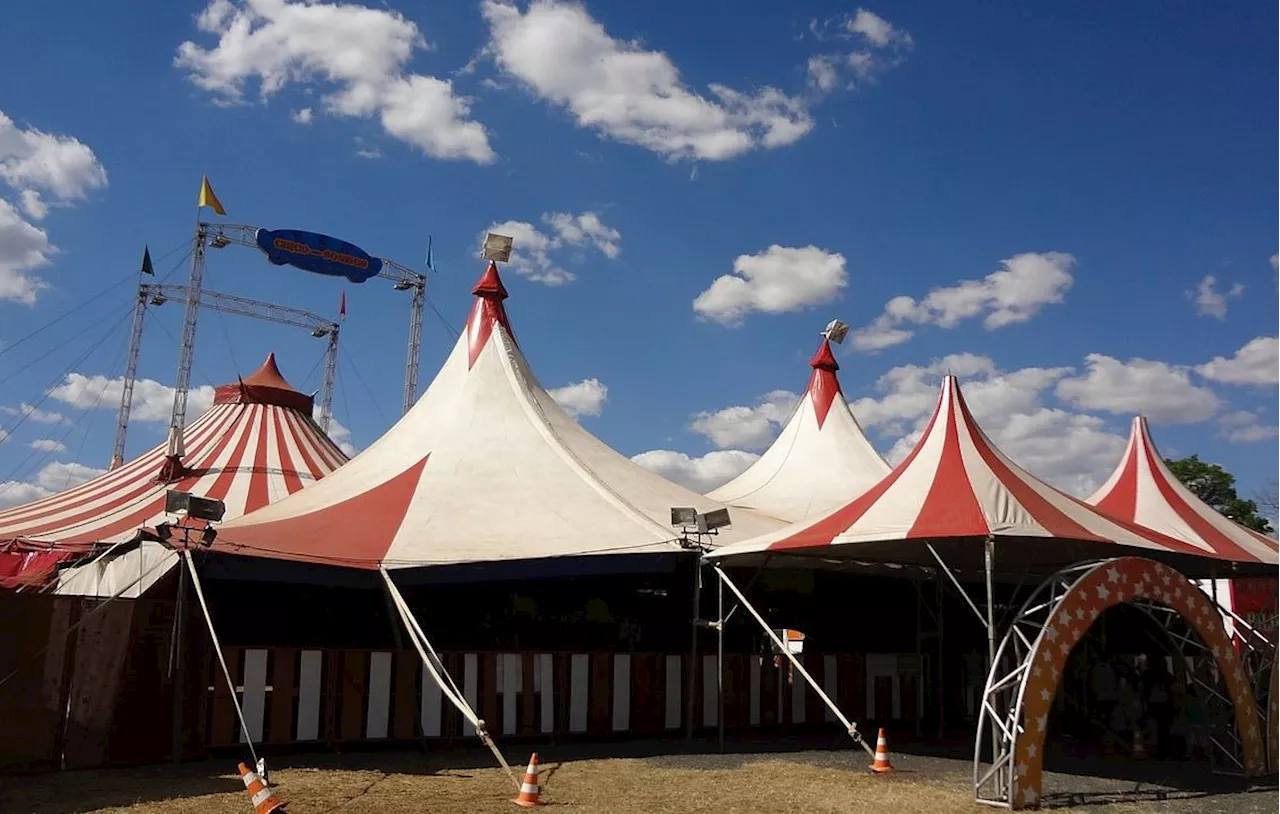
<box><xmin>254</xmin><ymin>228</ymin><xmax>383</xmax><ymax>283</ymax></box>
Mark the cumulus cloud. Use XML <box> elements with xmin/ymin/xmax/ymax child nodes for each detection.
<box><xmin>1188</xmin><ymin>274</ymin><xmax>1244</xmax><ymax>319</ymax></box>
<box><xmin>291</xmin><ymin>107</ymin><xmax>314</xmax><ymax>124</ymax></box>
<box><xmin>1217</xmin><ymin>410</ymin><xmax>1278</xmax><ymax>444</ymax></box>
<box><xmin>480</xmin><ymin>211</ymin><xmax>620</xmax><ymax>285</ymax></box>
<box><xmin>176</xmin><ymin>0</ymin><xmax>495</xmax><ymax>163</ymax></box>
<box><xmin>1195</xmin><ymin>337</ymin><xmax>1279</xmax><ymax>387</ymax></box>
<box><xmin>49</xmin><ymin>374</ymin><xmax>215</xmax><ymax>422</ymax></box>
<box><xmin>850</xmin><ymin>252</ymin><xmax>1075</xmax><ymax>352</ymax></box>
<box><xmin>806</xmin><ymin>8</ymin><xmax>913</xmax><ymax>91</ymax></box>
<box><xmin>29</xmin><ymin>438</ymin><xmax>68</xmax><ymax>453</ymax></box>
<box><xmin>0</xmin><ymin>110</ymin><xmax>107</xmax><ymax>305</ymax></box>
<box><xmin>0</xmin><ymin>403</ymin><xmax>69</xmax><ymax>424</ymax></box>
<box><xmin>689</xmin><ymin>390</ymin><xmax>799</xmax><ymax>450</ymax></box>
<box><xmin>1055</xmin><ymin>354</ymin><xmax>1221</xmax><ymax>424</ymax></box>
<box><xmin>630</xmin><ymin>449</ymin><xmax>760</xmax><ymax>493</ymax></box>
<box><xmin>848</xmin><ymin>354</ymin><xmax>1125</xmax><ymax>496</ymax></box>
<box><xmin>0</xmin><ymin>461</ymin><xmax>106</xmax><ymax>510</ymax></box>
<box><xmin>481</xmin><ymin>0</ymin><xmax>813</xmax><ymax>161</ymax></box>
<box><xmin>322</xmin><ymin>414</ymin><xmax>358</xmax><ymax>457</ymax></box>
<box><xmin>548</xmin><ymin>378</ymin><xmax>608</xmax><ymax>418</ymax></box>
<box><xmin>693</xmin><ymin>245</ymin><xmax>847</xmax><ymax>325</ymax></box>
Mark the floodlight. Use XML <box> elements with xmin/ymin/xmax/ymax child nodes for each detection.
<box><xmin>200</xmin><ymin>525</ymin><xmax>218</xmax><ymax>547</ymax></box>
<box><xmin>696</xmin><ymin>507</ymin><xmax>731</xmax><ymax>533</ymax></box>
<box><xmin>393</xmin><ymin>280</ymin><xmax>414</xmax><ymax>291</ymax></box>
<box><xmin>311</xmin><ymin>328</ymin><xmax>329</xmax><ymax>338</ymax></box>
<box><xmin>150</xmin><ymin>293</ymin><xmax>168</xmax><ymax>307</ymax></box>
<box><xmin>186</xmin><ymin>495</ymin><xmax>226</xmax><ymax>523</ymax></box>
<box><xmin>164</xmin><ymin>489</ymin><xmax>191</xmax><ymax>516</ymax></box>
<box><xmin>670</xmin><ymin>507</ymin><xmax>698</xmax><ymax>527</ymax></box>
<box><xmin>822</xmin><ymin>319</ymin><xmax>850</xmax><ymax>345</ymax></box>
<box><xmin>155</xmin><ymin>522</ymin><xmax>173</xmax><ymax>542</ymax></box>
<box><xmin>482</xmin><ymin>232</ymin><xmax>514</xmax><ymax>263</ymax></box>
<box><xmin>210</xmin><ymin>236</ymin><xmax>231</xmax><ymax>249</ymax></box>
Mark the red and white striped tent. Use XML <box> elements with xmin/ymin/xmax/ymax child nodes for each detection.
<box><xmin>0</xmin><ymin>353</ymin><xmax>348</xmax><ymax>595</ymax></box>
<box><xmin>707</xmin><ymin>376</ymin><xmax>1243</xmax><ymax>575</ymax></box>
<box><xmin>707</xmin><ymin>337</ymin><xmax>890</xmax><ymax>522</ymax></box>
<box><xmin>212</xmin><ymin>261</ymin><xmax>784</xmax><ymax>573</ymax></box>
<box><xmin>1087</xmin><ymin>416</ymin><xmax>1278</xmax><ymax>633</ymax></box>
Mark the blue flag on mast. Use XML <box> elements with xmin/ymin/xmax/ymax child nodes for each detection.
<box><xmin>425</xmin><ymin>236</ymin><xmax>436</xmax><ymax>273</ymax></box>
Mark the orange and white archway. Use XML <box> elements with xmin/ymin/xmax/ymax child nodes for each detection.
<box><xmin>974</xmin><ymin>557</ymin><xmax>1267</xmax><ymax>809</ymax></box>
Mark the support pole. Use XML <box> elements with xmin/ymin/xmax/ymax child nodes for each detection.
<box><xmin>318</xmin><ymin>328</ymin><xmax>339</xmax><ymax>433</ymax></box>
<box><xmin>170</xmin><ymin>553</ymin><xmax>188</xmax><ymax>763</ymax></box>
<box><xmin>983</xmin><ymin>535</ymin><xmax>999</xmax><ymax>771</ymax></box>
<box><xmin>182</xmin><ymin>550</ymin><xmax>260</xmax><ymax>769</ymax></box>
<box><xmin>936</xmin><ymin>578</ymin><xmax>946</xmax><ymax>739</ymax></box>
<box><xmin>717</xmin><ymin>571</ymin><xmax>725</xmax><ymax>752</ymax></box>
<box><xmin>712</xmin><ymin>565</ymin><xmax>875</xmax><ymax>758</ymax></box>
<box><xmin>110</xmin><ymin>285</ymin><xmax>148</xmax><ymax>470</ymax></box>
<box><xmin>402</xmin><ymin>279</ymin><xmax>425</xmax><ymax>416</ymax></box>
<box><xmin>165</xmin><ymin>224</ymin><xmax>208</xmax><ymax>460</ymax></box>
<box><xmin>685</xmin><ymin>559</ymin><xmax>702</xmax><ymax>740</ymax></box>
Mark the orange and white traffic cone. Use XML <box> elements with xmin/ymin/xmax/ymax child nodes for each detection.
<box><xmin>238</xmin><ymin>762</ymin><xmax>285</xmax><ymax>813</ymax></box>
<box><xmin>869</xmin><ymin>728</ymin><xmax>895</xmax><ymax>773</ymax></box>
<box><xmin>512</xmin><ymin>753</ymin><xmax>545</xmax><ymax>807</ymax></box>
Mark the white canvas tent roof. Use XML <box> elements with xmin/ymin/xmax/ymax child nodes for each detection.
<box><xmin>214</xmin><ymin>261</ymin><xmax>784</xmax><ymax>571</ymax></box>
<box><xmin>707</xmin><ymin>337</ymin><xmax>890</xmax><ymax>522</ymax></box>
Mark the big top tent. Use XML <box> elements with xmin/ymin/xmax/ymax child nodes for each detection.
<box><xmin>707</xmin><ymin>335</ymin><xmax>890</xmax><ymax>523</ymax></box>
<box><xmin>211</xmin><ymin>261</ymin><xmax>785</xmax><ymax>574</ymax></box>
<box><xmin>0</xmin><ymin>353</ymin><xmax>348</xmax><ymax>596</ymax></box>
<box><xmin>706</xmin><ymin>375</ymin><xmax>1260</xmax><ymax>577</ymax></box>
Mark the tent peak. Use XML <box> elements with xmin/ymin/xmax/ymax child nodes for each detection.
<box><xmin>809</xmin><ymin>338</ymin><xmax>839</xmax><ymax>372</ymax></box>
<box><xmin>214</xmin><ymin>352</ymin><xmax>313</xmax><ymax>412</ymax></box>
<box><xmin>472</xmin><ymin>260</ymin><xmax>509</xmax><ymax>301</ymax></box>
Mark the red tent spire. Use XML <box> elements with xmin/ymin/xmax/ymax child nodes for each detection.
<box><xmin>214</xmin><ymin>353</ymin><xmax>314</xmax><ymax>413</ymax></box>
<box><xmin>806</xmin><ymin>338</ymin><xmax>842</xmax><ymax>428</ymax></box>
<box><xmin>472</xmin><ymin>260</ymin><xmax>509</xmax><ymax>300</ymax></box>
<box><xmin>466</xmin><ymin>261</ymin><xmax>515</xmax><ymax>368</ymax></box>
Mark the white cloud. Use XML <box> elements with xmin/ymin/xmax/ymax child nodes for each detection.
<box><xmin>850</xmin><ymin>354</ymin><xmax>1124</xmax><ymax>495</ymax></box>
<box><xmin>176</xmin><ymin>0</ymin><xmax>495</xmax><ymax>163</ymax></box>
<box><xmin>1188</xmin><ymin>274</ymin><xmax>1244</xmax><ymax>319</ymax></box>
<box><xmin>851</xmin><ymin>252</ymin><xmax>1075</xmax><ymax>352</ymax></box>
<box><xmin>630</xmin><ymin>449</ymin><xmax>760</xmax><ymax>493</ymax></box>
<box><xmin>1270</xmin><ymin>253</ymin><xmax>1277</xmax><ymax>271</ymax></box>
<box><xmin>0</xmin><ymin>111</ymin><xmax>108</xmax><ymax>201</ymax></box>
<box><xmin>480</xmin><ymin>210</ymin><xmax>621</xmax><ymax>285</ymax></box>
<box><xmin>0</xmin><ymin>461</ymin><xmax>106</xmax><ymax>510</ymax></box>
<box><xmin>693</xmin><ymin>245</ymin><xmax>847</xmax><ymax>325</ymax></box>
<box><xmin>0</xmin><ymin>110</ymin><xmax>107</xmax><ymax>306</ymax></box>
<box><xmin>1055</xmin><ymin>354</ymin><xmax>1220</xmax><ymax>423</ymax></box>
<box><xmin>29</xmin><ymin>438</ymin><xmax>67</xmax><ymax>453</ymax></box>
<box><xmin>49</xmin><ymin>374</ymin><xmax>215</xmax><ymax>422</ymax></box>
<box><xmin>482</xmin><ymin>0</ymin><xmax>813</xmax><ymax>161</ymax></box>
<box><xmin>807</xmin><ymin>9</ymin><xmax>913</xmax><ymax>91</ymax></box>
<box><xmin>1217</xmin><ymin>410</ymin><xmax>1278</xmax><ymax>444</ymax></box>
<box><xmin>0</xmin><ymin>198</ymin><xmax>54</xmax><ymax>305</ymax></box>
<box><xmin>689</xmin><ymin>390</ymin><xmax>799</xmax><ymax>451</ymax></box>
<box><xmin>548</xmin><ymin>378</ymin><xmax>608</xmax><ymax>418</ymax></box>
<box><xmin>291</xmin><ymin>107</ymin><xmax>314</xmax><ymax>124</ymax></box>
<box><xmin>321</xmin><ymin>414</ymin><xmax>358</xmax><ymax>457</ymax></box>
<box><xmin>0</xmin><ymin>403</ymin><xmax>69</xmax><ymax>424</ymax></box>
<box><xmin>1195</xmin><ymin>337</ymin><xmax>1279</xmax><ymax>387</ymax></box>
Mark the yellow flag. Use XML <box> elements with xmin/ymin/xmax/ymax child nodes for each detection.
<box><xmin>198</xmin><ymin>175</ymin><xmax>226</xmax><ymax>216</ymax></box>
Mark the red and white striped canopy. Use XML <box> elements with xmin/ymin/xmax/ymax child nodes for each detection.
<box><xmin>707</xmin><ymin>337</ymin><xmax>890</xmax><ymax>522</ymax></box>
<box><xmin>212</xmin><ymin>262</ymin><xmax>783</xmax><ymax>571</ymax></box>
<box><xmin>707</xmin><ymin>376</ymin><xmax>1230</xmax><ymax>573</ymax></box>
<box><xmin>0</xmin><ymin>353</ymin><xmax>347</xmax><ymax>590</ymax></box>
<box><xmin>1087</xmin><ymin>416</ymin><xmax>1278</xmax><ymax>565</ymax></box>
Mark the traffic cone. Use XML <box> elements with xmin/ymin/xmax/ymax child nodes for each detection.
<box><xmin>238</xmin><ymin>762</ymin><xmax>285</xmax><ymax>813</ymax></box>
<box><xmin>869</xmin><ymin>728</ymin><xmax>894</xmax><ymax>773</ymax></box>
<box><xmin>512</xmin><ymin>752</ymin><xmax>545</xmax><ymax>807</ymax></box>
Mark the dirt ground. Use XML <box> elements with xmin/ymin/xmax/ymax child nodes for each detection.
<box><xmin>0</xmin><ymin>741</ymin><xmax>1275</xmax><ymax>814</ymax></box>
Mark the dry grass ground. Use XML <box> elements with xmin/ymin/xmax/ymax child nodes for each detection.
<box><xmin>1</xmin><ymin>744</ymin><xmax>1275</xmax><ymax>814</ymax></box>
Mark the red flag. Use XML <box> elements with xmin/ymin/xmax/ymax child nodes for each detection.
<box><xmin>339</xmin><ymin>291</ymin><xmax>347</xmax><ymax>320</ymax></box>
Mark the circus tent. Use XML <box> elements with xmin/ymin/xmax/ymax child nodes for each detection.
<box><xmin>0</xmin><ymin>353</ymin><xmax>348</xmax><ymax>596</ymax></box>
<box><xmin>1087</xmin><ymin>416</ymin><xmax>1278</xmax><ymax>633</ymax></box>
<box><xmin>707</xmin><ymin>376</ymin><xmax>1255</xmax><ymax>576</ymax></box>
<box><xmin>212</xmin><ymin>261</ymin><xmax>784</xmax><ymax>573</ymax></box>
<box><xmin>707</xmin><ymin>336</ymin><xmax>890</xmax><ymax>522</ymax></box>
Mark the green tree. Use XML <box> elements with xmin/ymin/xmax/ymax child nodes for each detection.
<box><xmin>1165</xmin><ymin>455</ymin><xmax>1273</xmax><ymax>533</ymax></box>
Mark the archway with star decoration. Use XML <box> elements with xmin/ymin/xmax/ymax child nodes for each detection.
<box><xmin>973</xmin><ymin>557</ymin><xmax>1267</xmax><ymax>809</ymax></box>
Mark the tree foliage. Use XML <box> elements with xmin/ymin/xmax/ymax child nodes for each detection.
<box><xmin>1165</xmin><ymin>455</ymin><xmax>1273</xmax><ymax>533</ymax></box>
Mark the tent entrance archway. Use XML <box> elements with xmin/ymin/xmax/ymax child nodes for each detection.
<box><xmin>974</xmin><ymin>557</ymin><xmax>1270</xmax><ymax>810</ymax></box>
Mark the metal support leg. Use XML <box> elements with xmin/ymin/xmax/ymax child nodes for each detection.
<box><xmin>718</xmin><ymin>573</ymin><xmax>725</xmax><ymax>752</ymax></box>
<box><xmin>686</xmin><ymin>560</ymin><xmax>702</xmax><ymax>740</ymax></box>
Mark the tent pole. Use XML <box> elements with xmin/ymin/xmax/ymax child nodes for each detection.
<box><xmin>717</xmin><ymin>572</ymin><xmax>725</xmax><ymax>753</ymax></box>
<box><xmin>170</xmin><ymin>553</ymin><xmax>188</xmax><ymax>764</ymax></box>
<box><xmin>926</xmin><ymin>543</ymin><xmax>988</xmax><ymax>628</ymax></box>
<box><xmin>936</xmin><ymin>577</ymin><xmax>946</xmax><ymax>740</ymax></box>
<box><xmin>380</xmin><ymin>568</ymin><xmax>519</xmax><ymax>789</ymax></box>
<box><xmin>183</xmin><ymin>550</ymin><xmax>260</xmax><ymax>770</ymax></box>
<box><xmin>685</xmin><ymin>558</ymin><xmax>702</xmax><ymax>740</ymax></box>
<box><xmin>914</xmin><ymin>577</ymin><xmax>923</xmax><ymax>738</ymax></box>
<box><xmin>983</xmin><ymin>536</ymin><xmax>999</xmax><ymax>771</ymax></box>
<box><xmin>712</xmin><ymin>565</ymin><xmax>875</xmax><ymax>758</ymax></box>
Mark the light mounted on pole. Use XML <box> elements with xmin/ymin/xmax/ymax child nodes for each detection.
<box><xmin>482</xmin><ymin>232</ymin><xmax>514</xmax><ymax>263</ymax></box>
<box><xmin>822</xmin><ymin>319</ymin><xmax>850</xmax><ymax>345</ymax></box>
<box><xmin>670</xmin><ymin>506</ymin><xmax>733</xmax><ymax>550</ymax></box>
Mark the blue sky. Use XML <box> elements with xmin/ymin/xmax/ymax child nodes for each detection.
<box><xmin>0</xmin><ymin>0</ymin><xmax>1275</xmax><ymax>511</ymax></box>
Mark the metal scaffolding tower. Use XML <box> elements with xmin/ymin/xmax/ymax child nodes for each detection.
<box><xmin>112</xmin><ymin>282</ymin><xmax>340</xmax><ymax>468</ymax></box>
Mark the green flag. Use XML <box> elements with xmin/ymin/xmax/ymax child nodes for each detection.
<box><xmin>141</xmin><ymin>246</ymin><xmax>154</xmax><ymax>276</ymax></box>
